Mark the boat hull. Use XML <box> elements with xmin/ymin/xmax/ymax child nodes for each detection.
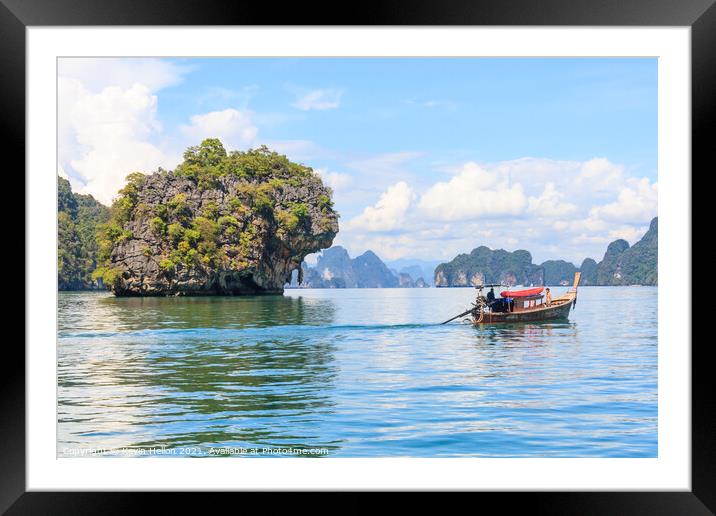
<box><xmin>473</xmin><ymin>298</ymin><xmax>574</xmax><ymax>325</ymax></box>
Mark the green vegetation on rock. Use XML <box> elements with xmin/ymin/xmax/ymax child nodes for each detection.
<box><xmin>540</xmin><ymin>260</ymin><xmax>579</xmax><ymax>286</ymax></box>
<box><xmin>590</xmin><ymin>217</ymin><xmax>658</xmax><ymax>285</ymax></box>
<box><xmin>578</xmin><ymin>258</ymin><xmax>599</xmax><ymax>285</ymax></box>
<box><xmin>175</xmin><ymin>139</ymin><xmax>316</xmax><ymax>187</ymax></box>
<box><xmin>434</xmin><ymin>246</ymin><xmax>544</xmax><ymax>287</ymax></box>
<box><xmin>57</xmin><ymin>177</ymin><xmax>111</xmax><ymax>290</ymax></box>
<box><xmin>91</xmin><ymin>138</ymin><xmax>338</xmax><ymax>296</ymax></box>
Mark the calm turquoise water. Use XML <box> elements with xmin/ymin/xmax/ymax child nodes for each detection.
<box><xmin>57</xmin><ymin>286</ymin><xmax>657</xmax><ymax>457</ymax></box>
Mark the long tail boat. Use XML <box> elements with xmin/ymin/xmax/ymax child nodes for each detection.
<box><xmin>441</xmin><ymin>272</ymin><xmax>580</xmax><ymax>325</ymax></box>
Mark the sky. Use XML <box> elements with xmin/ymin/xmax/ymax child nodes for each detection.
<box><xmin>58</xmin><ymin>57</ymin><xmax>657</xmax><ymax>265</ymax></box>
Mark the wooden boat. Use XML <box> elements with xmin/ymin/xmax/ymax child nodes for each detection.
<box><xmin>472</xmin><ymin>272</ymin><xmax>580</xmax><ymax>324</ymax></box>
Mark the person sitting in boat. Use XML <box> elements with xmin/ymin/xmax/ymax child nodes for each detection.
<box><xmin>486</xmin><ymin>287</ymin><xmax>495</xmax><ymax>304</ymax></box>
<box><xmin>545</xmin><ymin>288</ymin><xmax>552</xmax><ymax>306</ymax></box>
<box><xmin>491</xmin><ymin>298</ymin><xmax>506</xmax><ymax>312</ymax></box>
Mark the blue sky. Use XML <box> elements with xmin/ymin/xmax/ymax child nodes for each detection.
<box><xmin>58</xmin><ymin>57</ymin><xmax>657</xmax><ymax>265</ymax></box>
<box><xmin>160</xmin><ymin>58</ymin><xmax>656</xmax><ymax>172</ymax></box>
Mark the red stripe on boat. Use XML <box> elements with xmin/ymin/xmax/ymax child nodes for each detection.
<box><xmin>500</xmin><ymin>287</ymin><xmax>544</xmax><ymax>298</ymax></box>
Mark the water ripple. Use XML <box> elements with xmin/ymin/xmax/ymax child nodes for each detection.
<box><xmin>57</xmin><ymin>287</ymin><xmax>657</xmax><ymax>457</ymax></box>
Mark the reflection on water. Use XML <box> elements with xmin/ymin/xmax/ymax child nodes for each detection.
<box><xmin>59</xmin><ymin>294</ymin><xmax>342</xmax><ymax>455</ymax></box>
<box><xmin>58</xmin><ymin>287</ymin><xmax>657</xmax><ymax>457</ymax></box>
<box><xmin>60</xmin><ymin>294</ymin><xmax>337</xmax><ymax>334</ymax></box>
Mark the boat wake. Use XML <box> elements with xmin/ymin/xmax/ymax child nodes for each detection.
<box><xmin>59</xmin><ymin>322</ymin><xmax>452</xmax><ymax>340</ymax></box>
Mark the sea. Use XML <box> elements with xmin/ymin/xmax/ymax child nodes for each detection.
<box><xmin>57</xmin><ymin>286</ymin><xmax>657</xmax><ymax>457</ymax></box>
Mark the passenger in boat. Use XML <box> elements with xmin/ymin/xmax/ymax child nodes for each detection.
<box><xmin>486</xmin><ymin>287</ymin><xmax>495</xmax><ymax>304</ymax></box>
<box><xmin>545</xmin><ymin>288</ymin><xmax>552</xmax><ymax>306</ymax></box>
<box><xmin>491</xmin><ymin>298</ymin><xmax>506</xmax><ymax>313</ymax></box>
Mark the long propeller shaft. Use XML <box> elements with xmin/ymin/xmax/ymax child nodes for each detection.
<box><xmin>441</xmin><ymin>308</ymin><xmax>473</xmax><ymax>325</ymax></box>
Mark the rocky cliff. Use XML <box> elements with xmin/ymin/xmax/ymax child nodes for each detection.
<box><xmin>434</xmin><ymin>246</ymin><xmax>544</xmax><ymax>287</ymax></box>
<box><xmin>58</xmin><ymin>177</ymin><xmax>110</xmax><ymax>290</ymax></box>
<box><xmin>352</xmin><ymin>251</ymin><xmax>400</xmax><ymax>287</ymax></box>
<box><xmin>585</xmin><ymin>217</ymin><xmax>657</xmax><ymax>285</ymax></box>
<box><xmin>93</xmin><ymin>140</ymin><xmax>338</xmax><ymax>296</ymax></box>
<box><xmin>540</xmin><ymin>260</ymin><xmax>579</xmax><ymax>286</ymax></box>
<box><xmin>397</xmin><ymin>272</ymin><xmax>414</xmax><ymax>288</ymax></box>
<box><xmin>300</xmin><ymin>246</ymin><xmax>356</xmax><ymax>288</ymax></box>
<box><xmin>385</xmin><ymin>259</ymin><xmax>442</xmax><ymax>287</ymax></box>
<box><xmin>292</xmin><ymin>248</ymin><xmax>435</xmax><ymax>289</ymax></box>
<box><xmin>300</xmin><ymin>246</ymin><xmax>400</xmax><ymax>288</ymax></box>
<box><xmin>578</xmin><ymin>258</ymin><xmax>599</xmax><ymax>286</ymax></box>
<box><xmin>414</xmin><ymin>277</ymin><xmax>429</xmax><ymax>288</ymax></box>
<box><xmin>396</xmin><ymin>264</ymin><xmax>439</xmax><ymax>286</ymax></box>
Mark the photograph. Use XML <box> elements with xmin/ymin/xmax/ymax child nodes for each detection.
<box><xmin>56</xmin><ymin>56</ymin><xmax>659</xmax><ymax>459</ymax></box>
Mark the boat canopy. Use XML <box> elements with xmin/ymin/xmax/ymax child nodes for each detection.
<box><xmin>500</xmin><ymin>286</ymin><xmax>545</xmax><ymax>298</ymax></box>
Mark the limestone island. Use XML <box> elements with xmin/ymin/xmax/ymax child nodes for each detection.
<box><xmin>92</xmin><ymin>139</ymin><xmax>339</xmax><ymax>296</ymax></box>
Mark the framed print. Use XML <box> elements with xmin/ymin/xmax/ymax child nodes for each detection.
<box><xmin>8</xmin><ymin>0</ymin><xmax>712</xmax><ymax>512</ymax></box>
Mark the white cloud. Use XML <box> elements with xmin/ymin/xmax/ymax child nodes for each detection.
<box><xmin>59</xmin><ymin>78</ymin><xmax>170</xmax><ymax>205</ymax></box>
<box><xmin>199</xmin><ymin>85</ymin><xmax>258</xmax><ymax>109</ymax></box>
<box><xmin>573</xmin><ymin>224</ymin><xmax>647</xmax><ymax>246</ymax></box>
<box><xmin>58</xmin><ymin>58</ymin><xmax>187</xmax><ymax>93</ymax></box>
<box><xmin>58</xmin><ymin>77</ymin><xmax>85</xmax><ymax>173</ymax></box>
<box><xmin>490</xmin><ymin>157</ymin><xmax>579</xmax><ymax>181</ymax></box>
<box><xmin>527</xmin><ymin>183</ymin><xmax>577</xmax><ymax>217</ymax></box>
<box><xmin>486</xmin><ymin>156</ymin><xmax>628</xmax><ymax>202</ymax></box>
<box><xmin>315</xmin><ymin>168</ymin><xmax>352</xmax><ymax>191</ymax></box>
<box><xmin>418</xmin><ymin>162</ymin><xmax>527</xmax><ymax>220</ymax></box>
<box><xmin>180</xmin><ymin>109</ymin><xmax>258</xmax><ymax>151</ymax></box>
<box><xmin>345</xmin><ymin>181</ymin><xmax>414</xmax><ymax>232</ymax></box>
<box><xmin>292</xmin><ymin>89</ymin><xmax>343</xmax><ymax>111</ymax></box>
<box><xmin>607</xmin><ymin>225</ymin><xmax>650</xmax><ymax>243</ymax></box>
<box><xmin>573</xmin><ymin>157</ymin><xmax>626</xmax><ymax>193</ymax></box>
<box><xmin>589</xmin><ymin>178</ymin><xmax>658</xmax><ymax>223</ymax></box>
<box><xmin>58</xmin><ymin>58</ymin><xmax>189</xmax><ymax>205</ymax></box>
<box><xmin>58</xmin><ymin>58</ymin><xmax>325</xmax><ymax>205</ymax></box>
<box><xmin>338</xmin><ymin>155</ymin><xmax>656</xmax><ymax>265</ymax></box>
<box><xmin>553</xmin><ymin>217</ymin><xmax>609</xmax><ymax>234</ymax></box>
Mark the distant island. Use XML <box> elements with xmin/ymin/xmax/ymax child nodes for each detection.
<box><xmin>588</xmin><ymin>217</ymin><xmax>657</xmax><ymax>285</ymax></box>
<box><xmin>288</xmin><ymin>246</ymin><xmax>430</xmax><ymax>288</ymax></box>
<box><xmin>434</xmin><ymin>217</ymin><xmax>657</xmax><ymax>287</ymax></box>
<box><xmin>289</xmin><ymin>218</ymin><xmax>657</xmax><ymax>289</ymax></box>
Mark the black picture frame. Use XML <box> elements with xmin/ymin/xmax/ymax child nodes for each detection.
<box><xmin>7</xmin><ymin>0</ymin><xmax>710</xmax><ymax>513</ymax></box>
